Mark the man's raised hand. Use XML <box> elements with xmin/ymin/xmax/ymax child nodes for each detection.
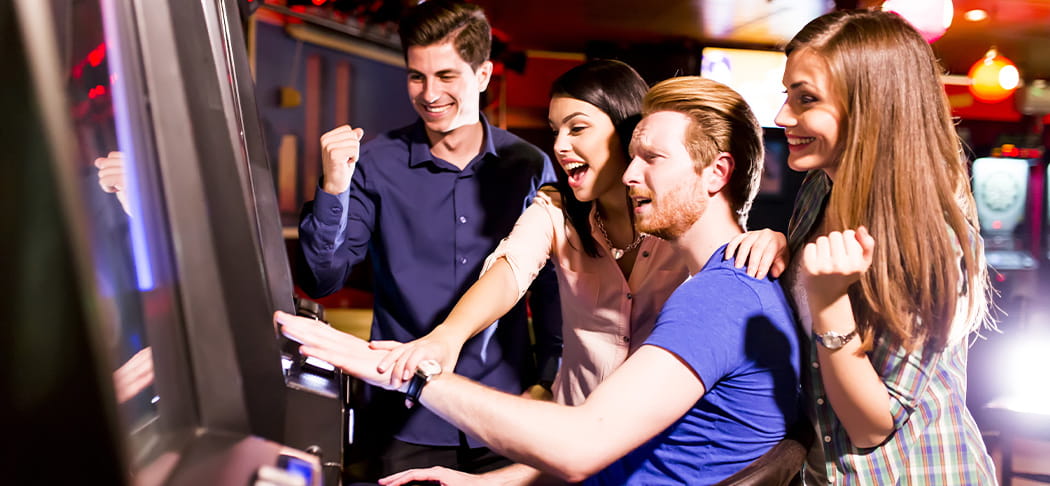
<box><xmin>320</xmin><ymin>125</ymin><xmax>365</xmax><ymax>195</ymax></box>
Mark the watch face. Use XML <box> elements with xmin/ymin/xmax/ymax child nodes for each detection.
<box><xmin>824</xmin><ymin>335</ymin><xmax>845</xmax><ymax>349</ymax></box>
<box><xmin>418</xmin><ymin>359</ymin><xmax>442</xmax><ymax>377</ymax></box>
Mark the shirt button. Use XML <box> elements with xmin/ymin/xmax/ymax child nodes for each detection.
<box><xmin>459</xmin><ymin>216</ymin><xmax>467</xmax><ymax>224</ymax></box>
<box><xmin>811</xmin><ymin>361</ymin><xmax>820</xmax><ymax>369</ymax></box>
<box><xmin>460</xmin><ymin>257</ymin><xmax>468</xmax><ymax>265</ymax></box>
<box><xmin>817</xmin><ymin>398</ymin><xmax>825</xmax><ymax>405</ymax></box>
<box><xmin>331</xmin><ymin>207</ymin><xmax>341</xmax><ymax>214</ymax></box>
<box><xmin>823</xmin><ymin>435</ymin><xmax>832</xmax><ymax>443</ymax></box>
<box><xmin>641</xmin><ymin>251</ymin><xmax>650</xmax><ymax>258</ymax></box>
<box><xmin>626</xmin><ymin>293</ymin><xmax>633</xmax><ymax>300</ymax></box>
<box><xmin>622</xmin><ymin>336</ymin><xmax>630</xmax><ymax>343</ymax></box>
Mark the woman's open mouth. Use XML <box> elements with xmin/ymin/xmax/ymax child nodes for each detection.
<box><xmin>563</xmin><ymin>161</ymin><xmax>590</xmax><ymax>188</ymax></box>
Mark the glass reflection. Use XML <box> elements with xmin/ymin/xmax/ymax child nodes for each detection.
<box><xmin>51</xmin><ymin>0</ymin><xmax>159</xmax><ymax>464</ymax></box>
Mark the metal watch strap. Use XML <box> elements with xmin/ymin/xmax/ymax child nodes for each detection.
<box><xmin>815</xmin><ymin>329</ymin><xmax>858</xmax><ymax>350</ymax></box>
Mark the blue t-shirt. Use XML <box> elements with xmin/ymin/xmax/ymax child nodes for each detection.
<box><xmin>587</xmin><ymin>244</ymin><xmax>801</xmax><ymax>485</ymax></box>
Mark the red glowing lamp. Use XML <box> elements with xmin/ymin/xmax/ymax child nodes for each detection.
<box><xmin>968</xmin><ymin>47</ymin><xmax>1020</xmax><ymax>103</ymax></box>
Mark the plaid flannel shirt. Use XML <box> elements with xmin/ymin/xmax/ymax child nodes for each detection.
<box><xmin>787</xmin><ymin>171</ymin><xmax>996</xmax><ymax>485</ymax></box>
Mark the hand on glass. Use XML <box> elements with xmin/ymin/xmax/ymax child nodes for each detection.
<box><xmin>274</xmin><ymin>311</ymin><xmax>401</xmax><ymax>391</ymax></box>
<box><xmin>113</xmin><ymin>346</ymin><xmax>154</xmax><ymax>404</ymax></box>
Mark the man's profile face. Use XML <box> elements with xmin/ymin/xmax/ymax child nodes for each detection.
<box><xmin>405</xmin><ymin>41</ymin><xmax>492</xmax><ymax>137</ymax></box>
<box><xmin>624</xmin><ymin>110</ymin><xmax>707</xmax><ymax>241</ymax></box>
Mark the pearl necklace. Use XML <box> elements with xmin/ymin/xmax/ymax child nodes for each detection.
<box><xmin>595</xmin><ymin>212</ymin><xmax>646</xmax><ymax>260</ymax></box>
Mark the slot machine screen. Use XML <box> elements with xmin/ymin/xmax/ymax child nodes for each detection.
<box><xmin>972</xmin><ymin>156</ymin><xmax>1036</xmax><ymax>270</ymax></box>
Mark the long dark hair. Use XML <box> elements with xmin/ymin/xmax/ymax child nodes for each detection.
<box><xmin>549</xmin><ymin>59</ymin><xmax>648</xmax><ymax>257</ymax></box>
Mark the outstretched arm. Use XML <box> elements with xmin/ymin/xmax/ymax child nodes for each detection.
<box><xmin>374</xmin><ymin>258</ymin><xmax>523</xmax><ymax>387</ymax></box>
<box><xmin>374</xmin><ymin>201</ymin><xmax>559</xmax><ymax>388</ymax></box>
<box><xmin>277</xmin><ymin>310</ymin><xmax>703</xmax><ymax>483</ymax></box>
<box><xmin>414</xmin><ymin>345</ymin><xmax>703</xmax><ymax>482</ymax></box>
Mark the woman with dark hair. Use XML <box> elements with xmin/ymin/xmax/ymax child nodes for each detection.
<box><xmin>776</xmin><ymin>9</ymin><xmax>995</xmax><ymax>483</ymax></box>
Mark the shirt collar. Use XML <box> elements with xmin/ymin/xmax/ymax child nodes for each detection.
<box><xmin>407</xmin><ymin>114</ymin><xmax>498</xmax><ymax>170</ymax></box>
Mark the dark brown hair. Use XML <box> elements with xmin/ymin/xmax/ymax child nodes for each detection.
<box><xmin>550</xmin><ymin>59</ymin><xmax>648</xmax><ymax>258</ymax></box>
<box><xmin>398</xmin><ymin>0</ymin><xmax>491</xmax><ymax>69</ymax></box>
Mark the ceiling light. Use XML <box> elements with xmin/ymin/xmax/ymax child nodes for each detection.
<box><xmin>882</xmin><ymin>0</ymin><xmax>954</xmax><ymax>43</ymax></box>
<box><xmin>964</xmin><ymin>9</ymin><xmax>989</xmax><ymax>22</ymax></box>
<box><xmin>968</xmin><ymin>47</ymin><xmax>1020</xmax><ymax>103</ymax></box>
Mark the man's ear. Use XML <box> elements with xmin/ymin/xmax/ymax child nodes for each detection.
<box><xmin>705</xmin><ymin>152</ymin><xmax>735</xmax><ymax>195</ymax></box>
<box><xmin>476</xmin><ymin>60</ymin><xmax>494</xmax><ymax>92</ymax></box>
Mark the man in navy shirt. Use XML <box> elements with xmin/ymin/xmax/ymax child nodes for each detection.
<box><xmin>283</xmin><ymin>76</ymin><xmax>802</xmax><ymax>485</ymax></box>
<box><xmin>296</xmin><ymin>0</ymin><xmax>560</xmax><ymax>479</ymax></box>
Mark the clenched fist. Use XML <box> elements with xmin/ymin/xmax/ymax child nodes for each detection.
<box><xmin>801</xmin><ymin>227</ymin><xmax>875</xmax><ymax>304</ymax></box>
<box><xmin>94</xmin><ymin>151</ymin><xmax>132</xmax><ymax>217</ymax></box>
<box><xmin>320</xmin><ymin>125</ymin><xmax>365</xmax><ymax>195</ymax></box>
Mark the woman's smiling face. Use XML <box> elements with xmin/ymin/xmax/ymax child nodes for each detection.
<box><xmin>775</xmin><ymin>49</ymin><xmax>845</xmax><ymax>179</ymax></box>
<box><xmin>548</xmin><ymin>95</ymin><xmax>627</xmax><ymax>202</ymax></box>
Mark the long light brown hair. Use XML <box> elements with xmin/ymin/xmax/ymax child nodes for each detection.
<box><xmin>787</xmin><ymin>10</ymin><xmax>990</xmax><ymax>351</ymax></box>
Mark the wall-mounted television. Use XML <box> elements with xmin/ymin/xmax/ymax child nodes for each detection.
<box><xmin>701</xmin><ymin>47</ymin><xmax>786</xmax><ymax>128</ymax></box>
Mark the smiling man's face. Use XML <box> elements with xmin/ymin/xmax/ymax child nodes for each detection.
<box><xmin>405</xmin><ymin>41</ymin><xmax>492</xmax><ymax>139</ymax></box>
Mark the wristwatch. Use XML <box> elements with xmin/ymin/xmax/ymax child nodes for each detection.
<box><xmin>404</xmin><ymin>359</ymin><xmax>442</xmax><ymax>405</ymax></box>
<box><xmin>815</xmin><ymin>329</ymin><xmax>857</xmax><ymax>350</ymax></box>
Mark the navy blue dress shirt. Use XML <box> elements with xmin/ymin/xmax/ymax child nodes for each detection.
<box><xmin>298</xmin><ymin>117</ymin><xmax>558</xmax><ymax>447</ymax></box>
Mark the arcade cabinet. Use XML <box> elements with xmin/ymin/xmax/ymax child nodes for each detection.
<box><xmin>968</xmin><ymin>147</ymin><xmax>1046</xmax><ymax>435</ymax></box>
<box><xmin>7</xmin><ymin>0</ymin><xmax>345</xmax><ymax>483</ymax></box>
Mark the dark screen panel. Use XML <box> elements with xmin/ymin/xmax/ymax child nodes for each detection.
<box><xmin>3</xmin><ymin>3</ymin><xmax>127</xmax><ymax>482</ymax></box>
<box><xmin>747</xmin><ymin>127</ymin><xmax>805</xmax><ymax>234</ymax></box>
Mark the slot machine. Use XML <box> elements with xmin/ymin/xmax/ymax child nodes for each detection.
<box><xmin>972</xmin><ymin>153</ymin><xmax>1039</xmax><ymax>270</ymax></box>
<box><xmin>7</xmin><ymin>0</ymin><xmax>344</xmax><ymax>484</ymax></box>
<box><xmin>968</xmin><ymin>146</ymin><xmax>1046</xmax><ymax>427</ymax></box>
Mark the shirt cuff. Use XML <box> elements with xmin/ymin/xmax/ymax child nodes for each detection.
<box><xmin>312</xmin><ymin>183</ymin><xmax>350</xmax><ymax>224</ymax></box>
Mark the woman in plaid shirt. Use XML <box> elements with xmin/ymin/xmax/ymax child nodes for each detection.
<box><xmin>775</xmin><ymin>9</ymin><xmax>997</xmax><ymax>485</ymax></box>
